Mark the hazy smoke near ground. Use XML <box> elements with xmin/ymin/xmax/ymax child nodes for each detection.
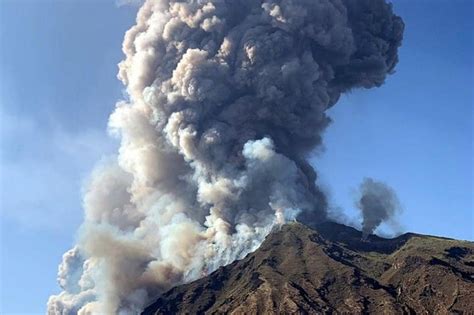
<box><xmin>356</xmin><ymin>177</ymin><xmax>402</xmax><ymax>239</ymax></box>
<box><xmin>47</xmin><ymin>0</ymin><xmax>403</xmax><ymax>313</ymax></box>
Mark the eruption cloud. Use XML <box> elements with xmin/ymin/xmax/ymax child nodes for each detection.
<box><xmin>48</xmin><ymin>0</ymin><xmax>403</xmax><ymax>314</ymax></box>
<box><xmin>356</xmin><ymin>177</ymin><xmax>402</xmax><ymax>239</ymax></box>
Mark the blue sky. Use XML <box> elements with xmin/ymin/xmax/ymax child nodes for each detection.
<box><xmin>0</xmin><ymin>0</ymin><xmax>472</xmax><ymax>314</ymax></box>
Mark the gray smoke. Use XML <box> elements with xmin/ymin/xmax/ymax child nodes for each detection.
<box><xmin>356</xmin><ymin>177</ymin><xmax>402</xmax><ymax>239</ymax></box>
<box><xmin>48</xmin><ymin>0</ymin><xmax>403</xmax><ymax>314</ymax></box>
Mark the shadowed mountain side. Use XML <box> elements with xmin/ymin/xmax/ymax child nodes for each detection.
<box><xmin>143</xmin><ymin>222</ymin><xmax>474</xmax><ymax>314</ymax></box>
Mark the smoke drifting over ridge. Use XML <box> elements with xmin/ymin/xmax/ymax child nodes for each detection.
<box><xmin>47</xmin><ymin>0</ymin><xmax>403</xmax><ymax>314</ymax></box>
<box><xmin>357</xmin><ymin>177</ymin><xmax>402</xmax><ymax>239</ymax></box>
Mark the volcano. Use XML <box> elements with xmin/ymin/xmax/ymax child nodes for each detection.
<box><xmin>143</xmin><ymin>222</ymin><xmax>474</xmax><ymax>314</ymax></box>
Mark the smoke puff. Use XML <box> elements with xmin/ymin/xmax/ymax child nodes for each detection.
<box><xmin>356</xmin><ymin>177</ymin><xmax>402</xmax><ymax>238</ymax></box>
<box><xmin>48</xmin><ymin>0</ymin><xmax>403</xmax><ymax>314</ymax></box>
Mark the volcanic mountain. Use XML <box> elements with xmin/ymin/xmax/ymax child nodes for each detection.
<box><xmin>143</xmin><ymin>222</ymin><xmax>474</xmax><ymax>314</ymax></box>
<box><xmin>143</xmin><ymin>223</ymin><xmax>474</xmax><ymax>315</ymax></box>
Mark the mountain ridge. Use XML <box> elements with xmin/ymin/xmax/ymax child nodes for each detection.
<box><xmin>143</xmin><ymin>222</ymin><xmax>474</xmax><ymax>314</ymax></box>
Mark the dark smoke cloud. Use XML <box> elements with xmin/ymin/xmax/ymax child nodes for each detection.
<box><xmin>356</xmin><ymin>177</ymin><xmax>402</xmax><ymax>239</ymax></box>
<box><xmin>48</xmin><ymin>1</ymin><xmax>403</xmax><ymax>313</ymax></box>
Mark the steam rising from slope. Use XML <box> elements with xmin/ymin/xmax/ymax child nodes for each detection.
<box><xmin>357</xmin><ymin>177</ymin><xmax>402</xmax><ymax>239</ymax></box>
<box><xmin>48</xmin><ymin>0</ymin><xmax>403</xmax><ymax>313</ymax></box>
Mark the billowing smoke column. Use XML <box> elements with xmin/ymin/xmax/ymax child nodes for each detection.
<box><xmin>48</xmin><ymin>0</ymin><xmax>403</xmax><ymax>313</ymax></box>
<box><xmin>356</xmin><ymin>177</ymin><xmax>402</xmax><ymax>239</ymax></box>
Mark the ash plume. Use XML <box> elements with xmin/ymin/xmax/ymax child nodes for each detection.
<box><xmin>356</xmin><ymin>177</ymin><xmax>402</xmax><ymax>239</ymax></box>
<box><xmin>48</xmin><ymin>0</ymin><xmax>404</xmax><ymax>314</ymax></box>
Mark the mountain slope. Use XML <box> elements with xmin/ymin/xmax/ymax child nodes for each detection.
<box><xmin>143</xmin><ymin>222</ymin><xmax>474</xmax><ymax>314</ymax></box>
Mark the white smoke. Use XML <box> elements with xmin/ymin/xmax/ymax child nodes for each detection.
<box><xmin>48</xmin><ymin>0</ymin><xmax>403</xmax><ymax>313</ymax></box>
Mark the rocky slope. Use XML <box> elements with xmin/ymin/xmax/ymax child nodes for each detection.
<box><xmin>143</xmin><ymin>222</ymin><xmax>474</xmax><ymax>314</ymax></box>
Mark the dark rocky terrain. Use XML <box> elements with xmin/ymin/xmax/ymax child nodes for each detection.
<box><xmin>143</xmin><ymin>222</ymin><xmax>474</xmax><ymax>314</ymax></box>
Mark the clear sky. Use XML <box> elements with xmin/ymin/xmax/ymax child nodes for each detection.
<box><xmin>0</xmin><ymin>0</ymin><xmax>472</xmax><ymax>314</ymax></box>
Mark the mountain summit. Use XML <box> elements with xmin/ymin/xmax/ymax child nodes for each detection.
<box><xmin>143</xmin><ymin>222</ymin><xmax>474</xmax><ymax>314</ymax></box>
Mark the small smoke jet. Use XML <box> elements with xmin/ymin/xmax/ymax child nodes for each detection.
<box><xmin>356</xmin><ymin>178</ymin><xmax>401</xmax><ymax>240</ymax></box>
